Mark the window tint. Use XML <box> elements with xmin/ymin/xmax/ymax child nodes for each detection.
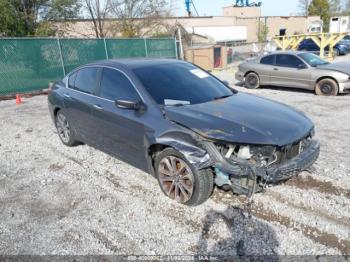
<box><xmin>276</xmin><ymin>54</ymin><xmax>305</xmax><ymax>68</ymax></box>
<box><xmin>260</xmin><ymin>55</ymin><xmax>274</xmax><ymax>65</ymax></box>
<box><xmin>132</xmin><ymin>63</ymin><xmax>233</xmax><ymax>105</ymax></box>
<box><xmin>74</xmin><ymin>67</ymin><xmax>98</xmax><ymax>94</ymax></box>
<box><xmin>298</xmin><ymin>53</ymin><xmax>329</xmax><ymax>67</ymax></box>
<box><xmin>99</xmin><ymin>68</ymin><xmax>139</xmax><ymax>101</ymax></box>
<box><xmin>68</xmin><ymin>72</ymin><xmax>77</xmax><ymax>89</ymax></box>
<box><xmin>305</xmin><ymin>39</ymin><xmax>317</xmax><ymax>46</ymax></box>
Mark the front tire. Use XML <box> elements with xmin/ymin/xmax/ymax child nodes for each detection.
<box><xmin>55</xmin><ymin>111</ymin><xmax>79</xmax><ymax>146</ymax></box>
<box><xmin>245</xmin><ymin>72</ymin><xmax>260</xmax><ymax>89</ymax></box>
<box><xmin>315</xmin><ymin>78</ymin><xmax>338</xmax><ymax>96</ymax></box>
<box><xmin>155</xmin><ymin>148</ymin><xmax>214</xmax><ymax>206</ymax></box>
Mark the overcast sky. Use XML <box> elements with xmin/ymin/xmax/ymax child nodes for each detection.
<box><xmin>172</xmin><ymin>0</ymin><xmax>300</xmax><ymax>16</ymax></box>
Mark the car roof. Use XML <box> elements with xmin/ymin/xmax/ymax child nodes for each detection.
<box><xmin>82</xmin><ymin>58</ymin><xmax>185</xmax><ymax>70</ymax></box>
<box><xmin>263</xmin><ymin>50</ymin><xmax>307</xmax><ymax>56</ymax></box>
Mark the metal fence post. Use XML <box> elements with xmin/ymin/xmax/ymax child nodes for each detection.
<box><xmin>174</xmin><ymin>38</ymin><xmax>179</xmax><ymax>59</ymax></box>
<box><xmin>103</xmin><ymin>38</ymin><xmax>109</xmax><ymax>59</ymax></box>
<box><xmin>57</xmin><ymin>38</ymin><xmax>66</xmax><ymax>76</ymax></box>
<box><xmin>144</xmin><ymin>38</ymin><xmax>148</xmax><ymax>57</ymax></box>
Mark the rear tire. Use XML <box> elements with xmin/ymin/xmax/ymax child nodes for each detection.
<box><xmin>55</xmin><ymin>110</ymin><xmax>80</xmax><ymax>146</ymax></box>
<box><xmin>245</xmin><ymin>72</ymin><xmax>260</xmax><ymax>89</ymax></box>
<box><xmin>333</xmin><ymin>48</ymin><xmax>340</xmax><ymax>57</ymax></box>
<box><xmin>155</xmin><ymin>148</ymin><xmax>214</xmax><ymax>206</ymax></box>
<box><xmin>315</xmin><ymin>78</ymin><xmax>338</xmax><ymax>96</ymax></box>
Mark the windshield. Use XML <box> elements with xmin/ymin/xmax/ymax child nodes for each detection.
<box><xmin>298</xmin><ymin>52</ymin><xmax>329</xmax><ymax>67</ymax></box>
<box><xmin>132</xmin><ymin>62</ymin><xmax>233</xmax><ymax>105</ymax></box>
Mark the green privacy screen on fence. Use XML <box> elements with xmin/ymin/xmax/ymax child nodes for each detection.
<box><xmin>0</xmin><ymin>37</ymin><xmax>177</xmax><ymax>95</ymax></box>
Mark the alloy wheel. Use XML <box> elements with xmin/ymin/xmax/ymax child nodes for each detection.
<box><xmin>320</xmin><ymin>83</ymin><xmax>333</xmax><ymax>94</ymax></box>
<box><xmin>158</xmin><ymin>156</ymin><xmax>194</xmax><ymax>204</ymax></box>
<box><xmin>56</xmin><ymin>113</ymin><xmax>71</xmax><ymax>144</ymax></box>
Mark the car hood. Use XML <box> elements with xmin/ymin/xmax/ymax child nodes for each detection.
<box><xmin>317</xmin><ymin>62</ymin><xmax>350</xmax><ymax>75</ymax></box>
<box><xmin>164</xmin><ymin>93</ymin><xmax>313</xmax><ymax>146</ymax></box>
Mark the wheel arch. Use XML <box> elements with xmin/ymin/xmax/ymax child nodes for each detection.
<box><xmin>147</xmin><ymin>130</ymin><xmax>212</xmax><ymax>174</ymax></box>
<box><xmin>244</xmin><ymin>70</ymin><xmax>259</xmax><ymax>77</ymax></box>
<box><xmin>315</xmin><ymin>76</ymin><xmax>339</xmax><ymax>89</ymax></box>
<box><xmin>148</xmin><ymin>143</ymin><xmax>169</xmax><ymax>159</ymax></box>
<box><xmin>53</xmin><ymin>107</ymin><xmax>61</xmax><ymax>117</ymax></box>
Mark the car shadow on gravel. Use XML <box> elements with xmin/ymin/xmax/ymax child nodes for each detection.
<box><xmin>262</xmin><ymin>85</ymin><xmax>314</xmax><ymax>94</ymax></box>
<box><xmin>236</xmin><ymin>81</ymin><xmax>314</xmax><ymax>95</ymax></box>
<box><xmin>196</xmin><ymin>206</ymin><xmax>279</xmax><ymax>259</ymax></box>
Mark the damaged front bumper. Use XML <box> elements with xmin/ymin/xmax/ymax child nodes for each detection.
<box><xmin>339</xmin><ymin>81</ymin><xmax>350</xmax><ymax>93</ymax></box>
<box><xmin>203</xmin><ymin>138</ymin><xmax>320</xmax><ymax>195</ymax></box>
<box><xmin>235</xmin><ymin>71</ymin><xmax>245</xmax><ymax>82</ymax></box>
<box><xmin>264</xmin><ymin>140</ymin><xmax>320</xmax><ymax>183</ymax></box>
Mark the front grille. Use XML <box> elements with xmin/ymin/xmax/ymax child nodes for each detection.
<box><xmin>275</xmin><ymin>138</ymin><xmax>311</xmax><ymax>164</ymax></box>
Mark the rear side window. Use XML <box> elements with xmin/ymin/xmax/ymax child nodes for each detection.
<box><xmin>99</xmin><ymin>68</ymin><xmax>139</xmax><ymax>101</ymax></box>
<box><xmin>74</xmin><ymin>67</ymin><xmax>99</xmax><ymax>94</ymax></box>
<box><xmin>304</xmin><ymin>39</ymin><xmax>316</xmax><ymax>46</ymax></box>
<box><xmin>276</xmin><ymin>54</ymin><xmax>305</xmax><ymax>68</ymax></box>
<box><xmin>260</xmin><ymin>55</ymin><xmax>274</xmax><ymax>65</ymax></box>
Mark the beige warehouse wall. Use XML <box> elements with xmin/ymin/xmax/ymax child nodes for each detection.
<box><xmin>235</xmin><ymin>16</ymin><xmax>320</xmax><ymax>42</ymax></box>
<box><xmin>265</xmin><ymin>16</ymin><xmax>321</xmax><ymax>38</ymax></box>
<box><xmin>169</xmin><ymin>16</ymin><xmax>236</xmax><ymax>27</ymax></box>
<box><xmin>55</xmin><ymin>15</ymin><xmax>320</xmax><ymax>43</ymax></box>
<box><xmin>55</xmin><ymin>17</ymin><xmax>237</xmax><ymax>38</ymax></box>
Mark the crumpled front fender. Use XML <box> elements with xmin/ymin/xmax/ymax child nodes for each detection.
<box><xmin>154</xmin><ymin>131</ymin><xmax>214</xmax><ymax>170</ymax></box>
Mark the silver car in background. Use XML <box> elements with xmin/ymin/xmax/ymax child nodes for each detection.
<box><xmin>236</xmin><ymin>51</ymin><xmax>350</xmax><ymax>96</ymax></box>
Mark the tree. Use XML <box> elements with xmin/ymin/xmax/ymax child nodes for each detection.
<box><xmin>82</xmin><ymin>0</ymin><xmax>110</xmax><ymax>38</ymax></box>
<box><xmin>0</xmin><ymin>0</ymin><xmax>80</xmax><ymax>36</ymax></box>
<box><xmin>308</xmin><ymin>0</ymin><xmax>331</xmax><ymax>31</ymax></box>
<box><xmin>0</xmin><ymin>0</ymin><xmax>26</xmax><ymax>36</ymax></box>
<box><xmin>109</xmin><ymin>0</ymin><xmax>168</xmax><ymax>37</ymax></box>
<box><xmin>257</xmin><ymin>22</ymin><xmax>269</xmax><ymax>42</ymax></box>
<box><xmin>329</xmin><ymin>0</ymin><xmax>342</xmax><ymax>15</ymax></box>
<box><xmin>44</xmin><ymin>0</ymin><xmax>81</xmax><ymax>20</ymax></box>
<box><xmin>344</xmin><ymin>0</ymin><xmax>350</xmax><ymax>15</ymax></box>
<box><xmin>298</xmin><ymin>0</ymin><xmax>310</xmax><ymax>16</ymax></box>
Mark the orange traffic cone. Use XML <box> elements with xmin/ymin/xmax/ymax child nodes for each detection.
<box><xmin>16</xmin><ymin>94</ymin><xmax>22</xmax><ymax>105</ymax></box>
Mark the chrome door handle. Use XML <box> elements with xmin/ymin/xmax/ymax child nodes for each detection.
<box><xmin>63</xmin><ymin>93</ymin><xmax>71</xmax><ymax>98</ymax></box>
<box><xmin>93</xmin><ymin>104</ymin><xmax>103</xmax><ymax>110</ymax></box>
<box><xmin>273</xmin><ymin>68</ymin><xmax>279</xmax><ymax>71</ymax></box>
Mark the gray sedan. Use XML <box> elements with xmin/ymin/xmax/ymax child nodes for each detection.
<box><xmin>235</xmin><ymin>51</ymin><xmax>350</xmax><ymax>96</ymax></box>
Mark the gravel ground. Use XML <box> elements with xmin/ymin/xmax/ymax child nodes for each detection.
<box><xmin>0</xmin><ymin>60</ymin><xmax>350</xmax><ymax>256</ymax></box>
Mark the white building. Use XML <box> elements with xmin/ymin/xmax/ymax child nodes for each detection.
<box><xmin>330</xmin><ymin>16</ymin><xmax>350</xmax><ymax>33</ymax></box>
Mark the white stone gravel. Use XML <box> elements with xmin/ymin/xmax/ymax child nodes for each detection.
<box><xmin>0</xmin><ymin>63</ymin><xmax>350</xmax><ymax>256</ymax></box>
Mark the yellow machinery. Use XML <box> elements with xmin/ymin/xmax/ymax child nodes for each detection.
<box><xmin>272</xmin><ymin>32</ymin><xmax>348</xmax><ymax>59</ymax></box>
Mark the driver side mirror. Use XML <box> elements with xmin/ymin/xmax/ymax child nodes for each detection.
<box><xmin>115</xmin><ymin>99</ymin><xmax>145</xmax><ymax>110</ymax></box>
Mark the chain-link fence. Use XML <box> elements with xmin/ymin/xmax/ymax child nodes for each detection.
<box><xmin>0</xmin><ymin>37</ymin><xmax>177</xmax><ymax>96</ymax></box>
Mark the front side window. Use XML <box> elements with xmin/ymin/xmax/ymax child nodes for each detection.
<box><xmin>276</xmin><ymin>54</ymin><xmax>305</xmax><ymax>68</ymax></box>
<box><xmin>99</xmin><ymin>68</ymin><xmax>140</xmax><ymax>101</ymax></box>
<box><xmin>74</xmin><ymin>67</ymin><xmax>99</xmax><ymax>94</ymax></box>
<box><xmin>132</xmin><ymin>62</ymin><xmax>233</xmax><ymax>105</ymax></box>
<box><xmin>260</xmin><ymin>55</ymin><xmax>274</xmax><ymax>65</ymax></box>
<box><xmin>298</xmin><ymin>52</ymin><xmax>329</xmax><ymax>67</ymax></box>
